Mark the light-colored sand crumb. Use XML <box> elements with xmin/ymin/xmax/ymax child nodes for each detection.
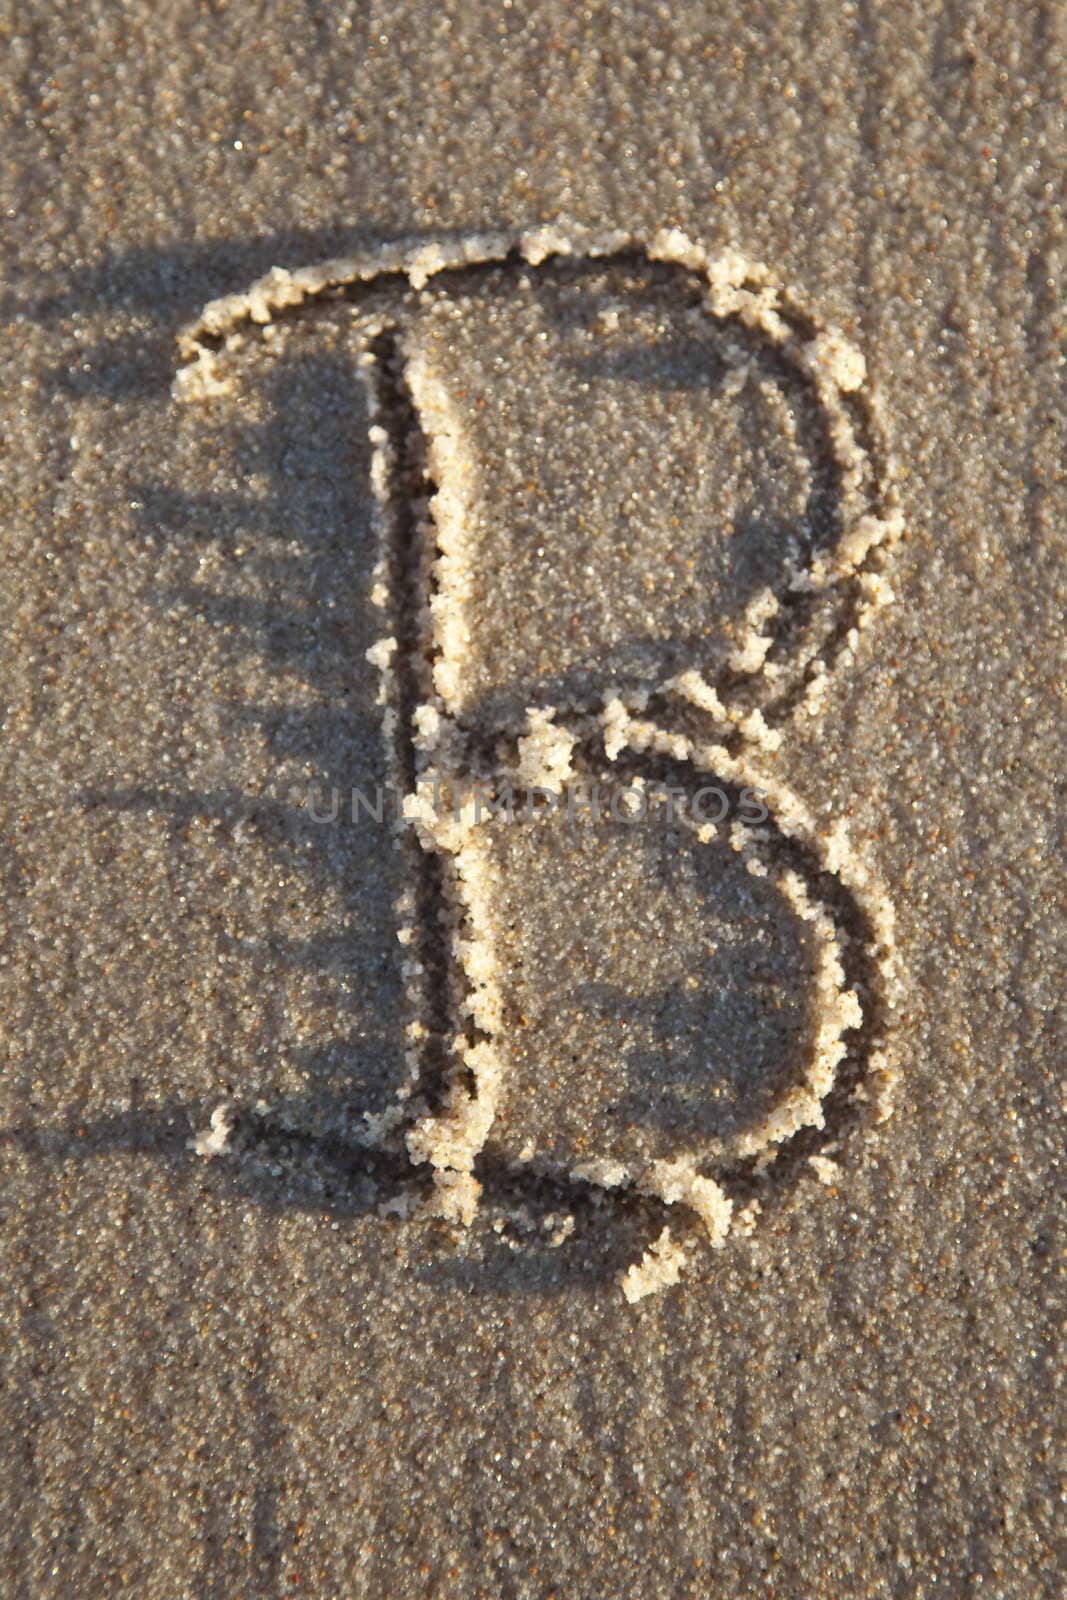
<box><xmin>621</xmin><ymin>1228</ymin><xmax>689</xmax><ymax>1304</ymax></box>
<box><xmin>515</xmin><ymin>708</ymin><xmax>577</xmax><ymax>791</ymax></box>
<box><xmin>570</xmin><ymin>1157</ymin><xmax>632</xmax><ymax>1190</ymax></box>
<box><xmin>808</xmin><ymin>1154</ymin><xmax>841</xmax><ymax>1187</ymax></box>
<box><xmin>426</xmin><ymin>1169</ymin><xmax>482</xmax><ymax>1227</ymax></box>
<box><xmin>639</xmin><ymin>1159</ymin><xmax>733</xmax><ymax>1245</ymax></box>
<box><xmin>188</xmin><ymin>1103</ymin><xmax>234</xmax><ymax>1158</ymax></box>
<box><xmin>732</xmin><ymin>1199</ymin><xmax>762</xmax><ymax>1238</ymax></box>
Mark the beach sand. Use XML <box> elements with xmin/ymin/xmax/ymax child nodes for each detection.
<box><xmin>1</xmin><ymin>4</ymin><xmax>1063</xmax><ymax>1595</ymax></box>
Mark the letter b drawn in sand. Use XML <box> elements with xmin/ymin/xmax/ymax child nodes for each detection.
<box><xmin>178</xmin><ymin>228</ymin><xmax>904</xmax><ymax>1300</ymax></box>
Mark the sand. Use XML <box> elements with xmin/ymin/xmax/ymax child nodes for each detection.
<box><xmin>1</xmin><ymin>3</ymin><xmax>1063</xmax><ymax>1596</ymax></box>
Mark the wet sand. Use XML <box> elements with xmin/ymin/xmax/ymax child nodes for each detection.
<box><xmin>1</xmin><ymin>4</ymin><xmax>1063</xmax><ymax>1595</ymax></box>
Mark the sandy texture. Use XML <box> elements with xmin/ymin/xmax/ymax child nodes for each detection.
<box><xmin>1</xmin><ymin>3</ymin><xmax>1064</xmax><ymax>1596</ymax></box>
<box><xmin>162</xmin><ymin>240</ymin><xmax>897</xmax><ymax>1273</ymax></box>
